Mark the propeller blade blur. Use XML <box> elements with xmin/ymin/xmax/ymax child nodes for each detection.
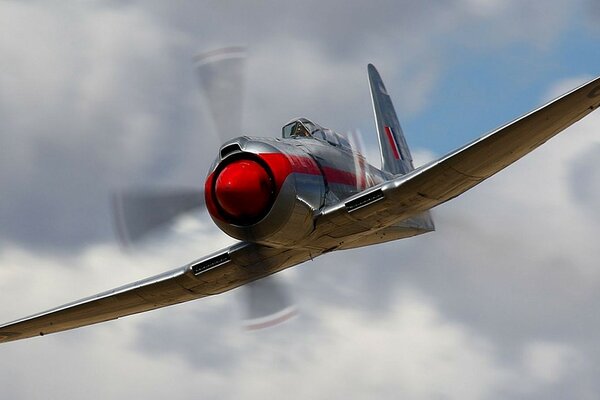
<box><xmin>241</xmin><ymin>276</ymin><xmax>298</xmax><ymax>330</ymax></box>
<box><xmin>196</xmin><ymin>47</ymin><xmax>298</xmax><ymax>329</ymax></box>
<box><xmin>112</xmin><ymin>188</ymin><xmax>204</xmax><ymax>247</ymax></box>
<box><xmin>194</xmin><ymin>46</ymin><xmax>246</xmax><ymax>143</ymax></box>
<box><xmin>347</xmin><ymin>129</ymin><xmax>368</xmax><ymax>190</ymax></box>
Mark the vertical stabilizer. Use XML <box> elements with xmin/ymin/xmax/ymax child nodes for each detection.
<box><xmin>368</xmin><ymin>64</ymin><xmax>435</xmax><ymax>231</ymax></box>
<box><xmin>368</xmin><ymin>64</ymin><xmax>414</xmax><ymax>175</ymax></box>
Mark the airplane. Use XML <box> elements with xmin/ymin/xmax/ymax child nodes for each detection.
<box><xmin>1</xmin><ymin>48</ymin><xmax>599</xmax><ymax>343</ymax></box>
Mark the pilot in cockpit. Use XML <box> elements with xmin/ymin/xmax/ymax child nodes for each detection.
<box><xmin>293</xmin><ymin>123</ymin><xmax>310</xmax><ymax>137</ymax></box>
<box><xmin>282</xmin><ymin>119</ymin><xmax>312</xmax><ymax>138</ymax></box>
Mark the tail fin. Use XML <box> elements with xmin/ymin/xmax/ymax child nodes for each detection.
<box><xmin>368</xmin><ymin>64</ymin><xmax>435</xmax><ymax>231</ymax></box>
<box><xmin>368</xmin><ymin>64</ymin><xmax>414</xmax><ymax>175</ymax></box>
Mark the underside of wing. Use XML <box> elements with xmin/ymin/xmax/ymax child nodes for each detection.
<box><xmin>0</xmin><ymin>243</ymin><xmax>313</xmax><ymax>343</ymax></box>
<box><xmin>312</xmin><ymin>76</ymin><xmax>600</xmax><ymax>245</ymax></box>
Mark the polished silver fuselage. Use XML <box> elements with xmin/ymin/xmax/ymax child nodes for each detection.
<box><xmin>205</xmin><ymin>134</ymin><xmax>433</xmax><ymax>250</ymax></box>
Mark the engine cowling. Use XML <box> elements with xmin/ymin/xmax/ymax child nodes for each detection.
<box><xmin>205</xmin><ymin>139</ymin><xmax>325</xmax><ymax>247</ymax></box>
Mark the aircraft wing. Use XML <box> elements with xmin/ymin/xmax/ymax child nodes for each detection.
<box><xmin>316</xmin><ymin>76</ymin><xmax>600</xmax><ymax>241</ymax></box>
<box><xmin>0</xmin><ymin>242</ymin><xmax>312</xmax><ymax>343</ymax></box>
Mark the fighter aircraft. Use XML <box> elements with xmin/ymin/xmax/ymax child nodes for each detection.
<box><xmin>1</xmin><ymin>47</ymin><xmax>599</xmax><ymax>343</ymax></box>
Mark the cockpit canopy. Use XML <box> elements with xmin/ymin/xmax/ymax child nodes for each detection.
<box><xmin>282</xmin><ymin>118</ymin><xmax>351</xmax><ymax>148</ymax></box>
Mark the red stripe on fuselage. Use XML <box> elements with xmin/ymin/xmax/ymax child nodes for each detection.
<box><xmin>259</xmin><ymin>153</ymin><xmax>361</xmax><ymax>187</ymax></box>
<box><xmin>258</xmin><ymin>153</ymin><xmax>320</xmax><ymax>191</ymax></box>
<box><xmin>322</xmin><ymin>166</ymin><xmax>357</xmax><ymax>187</ymax></box>
<box><xmin>384</xmin><ymin>126</ymin><xmax>401</xmax><ymax>160</ymax></box>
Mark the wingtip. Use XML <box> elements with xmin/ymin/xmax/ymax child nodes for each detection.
<box><xmin>367</xmin><ymin>64</ymin><xmax>382</xmax><ymax>82</ymax></box>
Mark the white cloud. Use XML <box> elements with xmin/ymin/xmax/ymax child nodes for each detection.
<box><xmin>3</xmin><ymin>234</ymin><xmax>591</xmax><ymax>399</ymax></box>
<box><xmin>1</xmin><ymin>2</ymin><xmax>600</xmax><ymax>399</ymax></box>
<box><xmin>520</xmin><ymin>341</ymin><xmax>582</xmax><ymax>385</ymax></box>
<box><xmin>460</xmin><ymin>0</ymin><xmax>507</xmax><ymax>17</ymax></box>
<box><xmin>542</xmin><ymin>75</ymin><xmax>595</xmax><ymax>102</ymax></box>
<box><xmin>0</xmin><ymin>245</ymin><xmax>511</xmax><ymax>400</ymax></box>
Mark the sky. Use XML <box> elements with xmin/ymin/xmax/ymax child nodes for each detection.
<box><xmin>1</xmin><ymin>1</ymin><xmax>600</xmax><ymax>399</ymax></box>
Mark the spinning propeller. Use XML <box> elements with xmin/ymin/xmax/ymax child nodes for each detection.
<box><xmin>346</xmin><ymin>129</ymin><xmax>369</xmax><ymax>190</ymax></box>
<box><xmin>112</xmin><ymin>47</ymin><xmax>296</xmax><ymax>329</ymax></box>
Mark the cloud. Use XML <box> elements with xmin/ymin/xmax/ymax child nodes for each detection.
<box><xmin>0</xmin><ymin>0</ymin><xmax>589</xmax><ymax>249</ymax></box>
<box><xmin>521</xmin><ymin>341</ymin><xmax>582</xmax><ymax>385</ymax></box>
<box><xmin>542</xmin><ymin>75</ymin><xmax>595</xmax><ymax>101</ymax></box>
<box><xmin>2</xmin><ymin>2</ymin><xmax>600</xmax><ymax>399</ymax></box>
<box><xmin>0</xmin><ymin>240</ymin><xmax>515</xmax><ymax>399</ymax></box>
<box><xmin>7</xmin><ymin>104</ymin><xmax>600</xmax><ymax>399</ymax></box>
<box><xmin>0</xmin><ymin>2</ymin><xmax>200</xmax><ymax>248</ymax></box>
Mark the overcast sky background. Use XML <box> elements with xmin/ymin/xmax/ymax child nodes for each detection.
<box><xmin>1</xmin><ymin>1</ymin><xmax>600</xmax><ymax>399</ymax></box>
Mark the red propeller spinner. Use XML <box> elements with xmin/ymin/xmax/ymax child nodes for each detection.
<box><xmin>209</xmin><ymin>158</ymin><xmax>275</xmax><ymax>224</ymax></box>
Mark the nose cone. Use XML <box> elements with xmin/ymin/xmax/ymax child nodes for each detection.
<box><xmin>214</xmin><ymin>159</ymin><xmax>274</xmax><ymax>222</ymax></box>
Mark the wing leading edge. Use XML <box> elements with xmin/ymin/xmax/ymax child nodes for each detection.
<box><xmin>314</xmin><ymin>75</ymin><xmax>600</xmax><ymax>242</ymax></box>
<box><xmin>0</xmin><ymin>243</ymin><xmax>313</xmax><ymax>343</ymax></box>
